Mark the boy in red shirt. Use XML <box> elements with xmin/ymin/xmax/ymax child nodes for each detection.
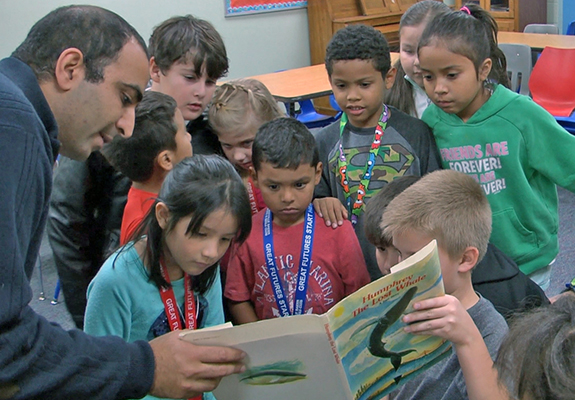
<box><xmin>225</xmin><ymin>118</ymin><xmax>370</xmax><ymax>323</ymax></box>
<box><xmin>104</xmin><ymin>91</ymin><xmax>192</xmax><ymax>244</ymax></box>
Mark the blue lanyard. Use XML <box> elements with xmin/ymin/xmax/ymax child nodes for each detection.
<box><xmin>263</xmin><ymin>204</ymin><xmax>315</xmax><ymax>316</ymax></box>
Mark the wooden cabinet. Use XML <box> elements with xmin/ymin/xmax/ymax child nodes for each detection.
<box><xmin>308</xmin><ymin>0</ymin><xmax>423</xmax><ymax>66</ymax></box>
<box><xmin>455</xmin><ymin>0</ymin><xmax>517</xmax><ymax>31</ymax></box>
<box><xmin>454</xmin><ymin>0</ymin><xmax>547</xmax><ymax>32</ymax></box>
<box><xmin>307</xmin><ymin>0</ymin><xmax>428</xmax><ymax>113</ymax></box>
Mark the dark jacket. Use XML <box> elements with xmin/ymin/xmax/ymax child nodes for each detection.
<box><xmin>188</xmin><ymin>114</ymin><xmax>222</xmax><ymax>156</ymax></box>
<box><xmin>474</xmin><ymin>243</ymin><xmax>549</xmax><ymax>320</ymax></box>
<box><xmin>47</xmin><ymin>152</ymin><xmax>131</xmax><ymax>328</ymax></box>
<box><xmin>0</xmin><ymin>56</ymin><xmax>153</xmax><ymax>399</ymax></box>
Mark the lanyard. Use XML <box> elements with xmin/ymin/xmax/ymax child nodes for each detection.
<box><xmin>338</xmin><ymin>104</ymin><xmax>389</xmax><ymax>225</ymax></box>
<box><xmin>263</xmin><ymin>204</ymin><xmax>315</xmax><ymax>316</ymax></box>
<box><xmin>246</xmin><ymin>177</ymin><xmax>259</xmax><ymax>215</ymax></box>
<box><xmin>159</xmin><ymin>260</ymin><xmax>197</xmax><ymax>331</ymax></box>
<box><xmin>159</xmin><ymin>261</ymin><xmax>201</xmax><ymax>400</ymax></box>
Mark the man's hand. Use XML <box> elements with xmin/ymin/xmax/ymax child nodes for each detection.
<box><xmin>149</xmin><ymin>330</ymin><xmax>246</xmax><ymax>398</ymax></box>
<box><xmin>313</xmin><ymin>197</ymin><xmax>348</xmax><ymax>229</ymax></box>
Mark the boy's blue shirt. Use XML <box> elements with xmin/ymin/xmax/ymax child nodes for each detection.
<box><xmin>313</xmin><ymin>105</ymin><xmax>441</xmax><ymax>280</ymax></box>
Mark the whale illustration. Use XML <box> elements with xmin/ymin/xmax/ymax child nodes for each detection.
<box><xmin>239</xmin><ymin>370</ymin><xmax>307</xmax><ymax>385</ymax></box>
<box><xmin>353</xmin><ymin>286</ymin><xmax>419</xmax><ymax>371</ymax></box>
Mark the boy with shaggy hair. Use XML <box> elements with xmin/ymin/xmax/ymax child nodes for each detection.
<box><xmin>313</xmin><ymin>24</ymin><xmax>441</xmax><ymax>281</ymax></box>
<box><xmin>148</xmin><ymin>14</ymin><xmax>228</xmax><ymax>155</ymax></box>
<box><xmin>381</xmin><ymin>169</ymin><xmax>508</xmax><ymax>400</ymax></box>
<box><xmin>104</xmin><ymin>91</ymin><xmax>192</xmax><ymax>244</ymax></box>
<box><xmin>225</xmin><ymin>118</ymin><xmax>370</xmax><ymax>323</ymax></box>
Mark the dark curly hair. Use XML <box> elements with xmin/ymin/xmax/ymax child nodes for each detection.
<box><xmin>325</xmin><ymin>24</ymin><xmax>391</xmax><ymax>79</ymax></box>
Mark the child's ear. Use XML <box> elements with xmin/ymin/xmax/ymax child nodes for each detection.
<box><xmin>479</xmin><ymin>58</ymin><xmax>493</xmax><ymax>82</ymax></box>
<box><xmin>384</xmin><ymin>66</ymin><xmax>397</xmax><ymax>90</ymax></box>
<box><xmin>156</xmin><ymin>150</ymin><xmax>175</xmax><ymax>172</ymax></box>
<box><xmin>457</xmin><ymin>246</ymin><xmax>480</xmax><ymax>274</ymax></box>
<box><xmin>314</xmin><ymin>162</ymin><xmax>323</xmax><ymax>185</ymax></box>
<box><xmin>149</xmin><ymin>57</ymin><xmax>162</xmax><ymax>84</ymax></box>
<box><xmin>53</xmin><ymin>48</ymin><xmax>86</xmax><ymax>91</ymax></box>
<box><xmin>155</xmin><ymin>202</ymin><xmax>170</xmax><ymax>230</ymax></box>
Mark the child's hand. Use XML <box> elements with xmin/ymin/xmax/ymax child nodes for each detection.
<box><xmin>402</xmin><ymin>295</ymin><xmax>479</xmax><ymax>347</ymax></box>
<box><xmin>313</xmin><ymin>197</ymin><xmax>348</xmax><ymax>228</ymax></box>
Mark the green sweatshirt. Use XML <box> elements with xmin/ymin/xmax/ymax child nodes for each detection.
<box><xmin>423</xmin><ymin>84</ymin><xmax>575</xmax><ymax>275</ymax></box>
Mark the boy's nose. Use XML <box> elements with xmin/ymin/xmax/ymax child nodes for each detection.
<box><xmin>194</xmin><ymin>79</ymin><xmax>207</xmax><ymax>98</ymax></box>
<box><xmin>280</xmin><ymin>188</ymin><xmax>294</xmax><ymax>203</ymax></box>
<box><xmin>346</xmin><ymin>87</ymin><xmax>360</xmax><ymax>101</ymax></box>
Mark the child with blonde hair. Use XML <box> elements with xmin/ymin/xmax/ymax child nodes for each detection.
<box><xmin>209</xmin><ymin>78</ymin><xmax>284</xmax><ymax>215</ymax></box>
<box><xmin>382</xmin><ymin>169</ymin><xmax>508</xmax><ymax>400</ymax></box>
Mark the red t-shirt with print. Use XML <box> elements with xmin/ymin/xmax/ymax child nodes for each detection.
<box><xmin>225</xmin><ymin>208</ymin><xmax>370</xmax><ymax>319</ymax></box>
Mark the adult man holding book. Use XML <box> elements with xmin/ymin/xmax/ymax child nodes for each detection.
<box><xmin>0</xmin><ymin>5</ymin><xmax>244</xmax><ymax>399</ymax></box>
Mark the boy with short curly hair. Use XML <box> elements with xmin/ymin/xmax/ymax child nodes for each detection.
<box><xmin>313</xmin><ymin>24</ymin><xmax>441</xmax><ymax>280</ymax></box>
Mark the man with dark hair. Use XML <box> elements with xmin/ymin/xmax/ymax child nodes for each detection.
<box><xmin>0</xmin><ymin>5</ymin><xmax>244</xmax><ymax>399</ymax></box>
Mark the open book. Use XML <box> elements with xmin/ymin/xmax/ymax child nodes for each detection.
<box><xmin>182</xmin><ymin>240</ymin><xmax>450</xmax><ymax>400</ymax></box>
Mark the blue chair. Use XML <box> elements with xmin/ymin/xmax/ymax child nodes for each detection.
<box><xmin>329</xmin><ymin>94</ymin><xmax>342</xmax><ymax>112</ymax></box>
<box><xmin>292</xmin><ymin>99</ymin><xmax>341</xmax><ymax>129</ymax></box>
<box><xmin>567</xmin><ymin>20</ymin><xmax>575</xmax><ymax>35</ymax></box>
<box><xmin>555</xmin><ymin>116</ymin><xmax>575</xmax><ymax>135</ymax></box>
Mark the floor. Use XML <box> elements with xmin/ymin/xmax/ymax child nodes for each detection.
<box><xmin>29</xmin><ymin>187</ymin><xmax>575</xmax><ymax>331</ymax></box>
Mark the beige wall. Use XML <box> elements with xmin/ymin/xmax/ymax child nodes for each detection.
<box><xmin>0</xmin><ymin>0</ymin><xmax>311</xmax><ymax>79</ymax></box>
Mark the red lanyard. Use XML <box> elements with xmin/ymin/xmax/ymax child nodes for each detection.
<box><xmin>338</xmin><ymin>104</ymin><xmax>389</xmax><ymax>225</ymax></box>
<box><xmin>246</xmin><ymin>177</ymin><xmax>259</xmax><ymax>215</ymax></box>
<box><xmin>159</xmin><ymin>260</ymin><xmax>197</xmax><ymax>331</ymax></box>
<box><xmin>159</xmin><ymin>260</ymin><xmax>201</xmax><ymax>400</ymax></box>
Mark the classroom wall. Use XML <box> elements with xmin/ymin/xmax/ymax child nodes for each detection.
<box><xmin>0</xmin><ymin>0</ymin><xmax>568</xmax><ymax>79</ymax></box>
<box><xmin>0</xmin><ymin>0</ymin><xmax>310</xmax><ymax>79</ymax></box>
<box><xmin>548</xmin><ymin>0</ymin><xmax>560</xmax><ymax>27</ymax></box>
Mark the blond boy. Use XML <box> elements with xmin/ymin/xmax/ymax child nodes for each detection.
<box><xmin>382</xmin><ymin>170</ymin><xmax>508</xmax><ymax>400</ymax></box>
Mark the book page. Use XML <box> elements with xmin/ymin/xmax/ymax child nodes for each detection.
<box><xmin>181</xmin><ymin>314</ymin><xmax>352</xmax><ymax>400</ymax></box>
<box><xmin>326</xmin><ymin>240</ymin><xmax>452</xmax><ymax>399</ymax></box>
